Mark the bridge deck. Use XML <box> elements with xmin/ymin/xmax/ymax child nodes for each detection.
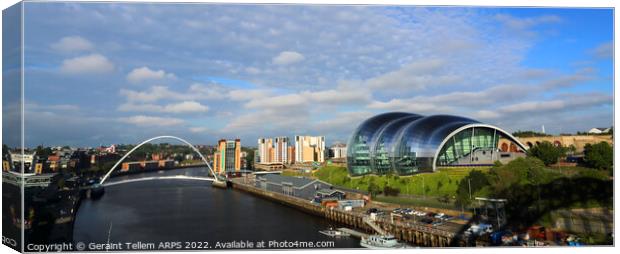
<box><xmin>103</xmin><ymin>175</ymin><xmax>215</xmax><ymax>186</ymax></box>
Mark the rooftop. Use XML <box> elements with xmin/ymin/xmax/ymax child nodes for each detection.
<box><xmin>260</xmin><ymin>174</ymin><xmax>327</xmax><ymax>188</ymax></box>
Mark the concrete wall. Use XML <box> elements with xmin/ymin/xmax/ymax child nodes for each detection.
<box><xmin>499</xmin><ymin>135</ymin><xmax>612</xmax><ymax>153</ymax></box>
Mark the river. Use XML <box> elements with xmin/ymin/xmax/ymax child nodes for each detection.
<box><xmin>73</xmin><ymin>167</ymin><xmax>361</xmax><ymax>250</ymax></box>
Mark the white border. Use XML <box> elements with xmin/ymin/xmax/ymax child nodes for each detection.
<box><xmin>0</xmin><ymin>1</ymin><xmax>617</xmax><ymax>254</ymax></box>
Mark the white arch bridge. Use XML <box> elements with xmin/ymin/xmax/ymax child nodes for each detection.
<box><xmin>103</xmin><ymin>175</ymin><xmax>216</xmax><ymax>187</ymax></box>
<box><xmin>99</xmin><ymin>135</ymin><xmax>223</xmax><ymax>186</ymax></box>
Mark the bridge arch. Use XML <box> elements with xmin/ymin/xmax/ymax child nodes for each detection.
<box><xmin>100</xmin><ymin>135</ymin><xmax>220</xmax><ymax>184</ymax></box>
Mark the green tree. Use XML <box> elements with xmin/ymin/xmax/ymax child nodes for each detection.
<box><xmin>488</xmin><ymin>157</ymin><xmax>548</xmax><ymax>188</ymax></box>
<box><xmin>368</xmin><ymin>180</ymin><xmax>381</xmax><ymax>197</ymax></box>
<box><xmin>383</xmin><ymin>186</ymin><xmax>400</xmax><ymax>196</ymax></box>
<box><xmin>567</xmin><ymin>144</ymin><xmax>577</xmax><ymax>155</ymax></box>
<box><xmin>456</xmin><ymin>170</ymin><xmax>489</xmax><ymax>206</ymax></box>
<box><xmin>512</xmin><ymin>130</ymin><xmax>551</xmax><ymax>137</ymax></box>
<box><xmin>583</xmin><ymin>142</ymin><xmax>613</xmax><ymax>171</ymax></box>
<box><xmin>527</xmin><ymin>141</ymin><xmax>564</xmax><ymax>166</ymax></box>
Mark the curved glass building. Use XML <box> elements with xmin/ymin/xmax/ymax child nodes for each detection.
<box><xmin>346</xmin><ymin>112</ymin><xmax>528</xmax><ymax>176</ymax></box>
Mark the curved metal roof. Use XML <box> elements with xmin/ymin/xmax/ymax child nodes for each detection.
<box><xmin>346</xmin><ymin>112</ymin><xmax>528</xmax><ymax>176</ymax></box>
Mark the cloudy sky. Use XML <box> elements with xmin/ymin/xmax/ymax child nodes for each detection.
<box><xmin>10</xmin><ymin>3</ymin><xmax>614</xmax><ymax>147</ymax></box>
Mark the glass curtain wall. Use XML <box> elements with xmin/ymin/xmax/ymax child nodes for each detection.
<box><xmin>436</xmin><ymin>127</ymin><xmax>500</xmax><ymax>166</ymax></box>
<box><xmin>346</xmin><ymin>112</ymin><xmax>414</xmax><ymax>176</ymax></box>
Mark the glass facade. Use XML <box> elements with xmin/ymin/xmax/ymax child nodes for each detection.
<box><xmin>436</xmin><ymin>127</ymin><xmax>502</xmax><ymax>166</ymax></box>
<box><xmin>346</xmin><ymin>112</ymin><xmax>526</xmax><ymax>176</ymax></box>
<box><xmin>370</xmin><ymin>115</ymin><xmax>423</xmax><ymax>175</ymax></box>
<box><xmin>346</xmin><ymin>112</ymin><xmax>416</xmax><ymax>176</ymax></box>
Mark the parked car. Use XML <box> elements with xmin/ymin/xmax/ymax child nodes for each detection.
<box><xmin>420</xmin><ymin>218</ymin><xmax>434</xmax><ymax>224</ymax></box>
<box><xmin>366</xmin><ymin>208</ymin><xmax>378</xmax><ymax>214</ymax></box>
<box><xmin>442</xmin><ymin>215</ymin><xmax>454</xmax><ymax>221</ymax></box>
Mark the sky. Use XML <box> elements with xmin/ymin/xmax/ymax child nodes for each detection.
<box><xmin>5</xmin><ymin>2</ymin><xmax>614</xmax><ymax>148</ymax></box>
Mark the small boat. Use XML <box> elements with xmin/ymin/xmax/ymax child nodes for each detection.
<box><xmin>360</xmin><ymin>234</ymin><xmax>410</xmax><ymax>249</ymax></box>
<box><xmin>319</xmin><ymin>228</ymin><xmax>351</xmax><ymax>237</ymax></box>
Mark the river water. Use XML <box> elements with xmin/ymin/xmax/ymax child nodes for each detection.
<box><xmin>73</xmin><ymin>167</ymin><xmax>361</xmax><ymax>250</ymax></box>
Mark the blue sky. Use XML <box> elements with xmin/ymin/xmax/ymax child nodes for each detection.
<box><xmin>6</xmin><ymin>3</ymin><xmax>613</xmax><ymax>147</ymax></box>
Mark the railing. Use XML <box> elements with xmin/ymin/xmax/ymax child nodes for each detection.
<box><xmin>362</xmin><ymin>216</ymin><xmax>387</xmax><ymax>235</ymax></box>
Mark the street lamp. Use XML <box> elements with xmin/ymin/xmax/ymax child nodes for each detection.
<box><xmin>468</xmin><ymin>178</ymin><xmax>472</xmax><ymax>200</ymax></box>
<box><xmin>421</xmin><ymin>175</ymin><xmax>426</xmax><ymax>200</ymax></box>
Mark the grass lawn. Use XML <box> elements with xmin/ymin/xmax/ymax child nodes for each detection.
<box><xmin>313</xmin><ymin>165</ymin><xmax>490</xmax><ymax>197</ymax></box>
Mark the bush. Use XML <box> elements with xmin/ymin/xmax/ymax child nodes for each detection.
<box><xmin>527</xmin><ymin>141</ymin><xmax>565</xmax><ymax>166</ymax></box>
<box><xmin>583</xmin><ymin>142</ymin><xmax>613</xmax><ymax>171</ymax></box>
<box><xmin>383</xmin><ymin>186</ymin><xmax>400</xmax><ymax>196</ymax></box>
<box><xmin>455</xmin><ymin>169</ymin><xmax>489</xmax><ymax>206</ymax></box>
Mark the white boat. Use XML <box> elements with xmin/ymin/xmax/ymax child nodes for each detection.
<box><xmin>360</xmin><ymin>234</ymin><xmax>410</xmax><ymax>249</ymax></box>
<box><xmin>319</xmin><ymin>228</ymin><xmax>351</xmax><ymax>237</ymax></box>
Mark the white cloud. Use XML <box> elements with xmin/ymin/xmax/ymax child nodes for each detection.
<box><xmin>51</xmin><ymin>36</ymin><xmax>94</xmax><ymax>53</ymax></box>
<box><xmin>590</xmin><ymin>42</ymin><xmax>612</xmax><ymax>59</ymax></box>
<box><xmin>365</xmin><ymin>59</ymin><xmax>460</xmax><ymax>91</ymax></box>
<box><xmin>272</xmin><ymin>51</ymin><xmax>305</xmax><ymax>65</ymax></box>
<box><xmin>60</xmin><ymin>54</ymin><xmax>114</xmax><ymax>74</ymax></box>
<box><xmin>244</xmin><ymin>93</ymin><xmax>306</xmax><ymax>109</ymax></box>
<box><xmin>245</xmin><ymin>67</ymin><xmax>261</xmax><ymax>74</ymax></box>
<box><xmin>368</xmin><ymin>98</ymin><xmax>454</xmax><ymax>114</ymax></box>
<box><xmin>495</xmin><ymin>14</ymin><xmax>561</xmax><ymax>31</ymax></box>
<box><xmin>163</xmin><ymin>101</ymin><xmax>209</xmax><ymax>113</ymax></box>
<box><xmin>227</xmin><ymin>89</ymin><xmax>272</xmax><ymax>101</ymax></box>
<box><xmin>189</xmin><ymin>127</ymin><xmax>210</xmax><ymax>133</ymax></box>
<box><xmin>472</xmin><ymin>110</ymin><xmax>501</xmax><ymax>119</ymax></box>
<box><xmin>119</xmin><ymin>84</ymin><xmax>224</xmax><ymax>103</ymax></box>
<box><xmin>224</xmin><ymin>108</ymin><xmax>309</xmax><ymax>133</ymax></box>
<box><xmin>118</xmin><ymin>101</ymin><xmax>209</xmax><ymax>113</ymax></box>
<box><xmin>313</xmin><ymin>111</ymin><xmax>374</xmax><ymax>134</ymax></box>
<box><xmin>499</xmin><ymin>94</ymin><xmax>612</xmax><ymax>114</ymax></box>
<box><xmin>118</xmin><ymin>115</ymin><xmax>185</xmax><ymax>126</ymax></box>
<box><xmin>126</xmin><ymin>66</ymin><xmax>177</xmax><ymax>83</ymax></box>
<box><xmin>240</xmin><ymin>83</ymin><xmax>369</xmax><ymax>110</ymax></box>
<box><xmin>117</xmin><ymin>103</ymin><xmax>163</xmax><ymax>112</ymax></box>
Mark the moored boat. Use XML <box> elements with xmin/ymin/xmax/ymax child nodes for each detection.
<box><xmin>360</xmin><ymin>234</ymin><xmax>410</xmax><ymax>249</ymax></box>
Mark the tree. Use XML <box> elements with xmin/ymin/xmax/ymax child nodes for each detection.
<box><xmin>35</xmin><ymin>146</ymin><xmax>52</xmax><ymax>158</ymax></box>
<box><xmin>489</xmin><ymin>157</ymin><xmax>548</xmax><ymax>188</ymax></box>
<box><xmin>567</xmin><ymin>145</ymin><xmax>577</xmax><ymax>156</ymax></box>
<box><xmin>583</xmin><ymin>142</ymin><xmax>613</xmax><ymax>171</ymax></box>
<box><xmin>527</xmin><ymin>141</ymin><xmax>564</xmax><ymax>166</ymax></box>
<box><xmin>512</xmin><ymin>130</ymin><xmax>551</xmax><ymax>137</ymax></box>
<box><xmin>383</xmin><ymin>186</ymin><xmax>400</xmax><ymax>196</ymax></box>
<box><xmin>456</xmin><ymin>170</ymin><xmax>489</xmax><ymax>206</ymax></box>
<box><xmin>367</xmin><ymin>177</ymin><xmax>381</xmax><ymax>196</ymax></box>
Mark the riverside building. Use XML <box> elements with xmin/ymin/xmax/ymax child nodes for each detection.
<box><xmin>347</xmin><ymin>112</ymin><xmax>527</xmax><ymax>176</ymax></box>
<box><xmin>213</xmin><ymin>139</ymin><xmax>241</xmax><ymax>174</ymax></box>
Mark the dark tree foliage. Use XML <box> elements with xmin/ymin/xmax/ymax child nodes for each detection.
<box><xmin>526</xmin><ymin>141</ymin><xmax>565</xmax><ymax>166</ymax></box>
<box><xmin>455</xmin><ymin>170</ymin><xmax>489</xmax><ymax>206</ymax></box>
<box><xmin>383</xmin><ymin>186</ymin><xmax>400</xmax><ymax>196</ymax></box>
<box><xmin>583</xmin><ymin>142</ymin><xmax>613</xmax><ymax>171</ymax></box>
<box><xmin>512</xmin><ymin>130</ymin><xmax>551</xmax><ymax>137</ymax></box>
<box><xmin>367</xmin><ymin>178</ymin><xmax>381</xmax><ymax>196</ymax></box>
<box><xmin>35</xmin><ymin>146</ymin><xmax>53</xmax><ymax>157</ymax></box>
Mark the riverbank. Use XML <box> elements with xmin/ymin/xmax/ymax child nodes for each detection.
<box><xmin>230</xmin><ymin>178</ymin><xmax>464</xmax><ymax>247</ymax></box>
